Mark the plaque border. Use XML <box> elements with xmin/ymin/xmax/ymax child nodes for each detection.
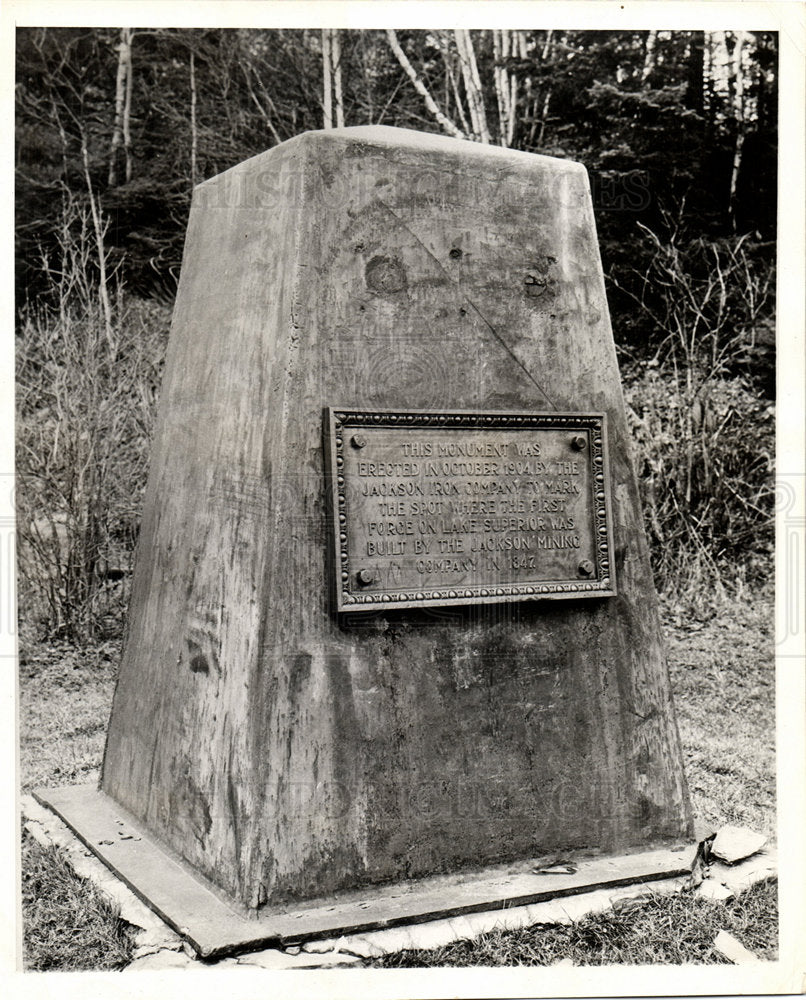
<box><xmin>325</xmin><ymin>407</ymin><xmax>616</xmax><ymax>612</ymax></box>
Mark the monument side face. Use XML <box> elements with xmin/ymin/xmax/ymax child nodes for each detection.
<box><xmin>102</xmin><ymin>127</ymin><xmax>692</xmax><ymax>909</ymax></box>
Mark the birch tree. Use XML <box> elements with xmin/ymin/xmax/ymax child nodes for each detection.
<box><xmin>728</xmin><ymin>31</ymin><xmax>748</xmax><ymax>228</ymax></box>
<box><xmin>321</xmin><ymin>28</ymin><xmax>345</xmax><ymax>128</ymax></box>
<box><xmin>385</xmin><ymin>29</ymin><xmax>465</xmax><ymax>138</ymax></box>
<box><xmin>189</xmin><ymin>49</ymin><xmax>197</xmax><ymax>189</ymax></box>
<box><xmin>108</xmin><ymin>28</ymin><xmax>133</xmax><ymax>185</ymax></box>
<box><xmin>453</xmin><ymin>29</ymin><xmax>490</xmax><ymax>143</ymax></box>
<box><xmin>492</xmin><ymin>29</ymin><xmax>522</xmax><ymax>146</ymax></box>
<box><xmin>641</xmin><ymin>30</ymin><xmax>658</xmax><ymax>84</ymax></box>
<box><xmin>321</xmin><ymin>28</ymin><xmax>332</xmax><ymax>128</ymax></box>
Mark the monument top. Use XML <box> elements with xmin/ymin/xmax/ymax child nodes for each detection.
<box><xmin>195</xmin><ymin>124</ymin><xmax>588</xmax><ymax>195</ymax></box>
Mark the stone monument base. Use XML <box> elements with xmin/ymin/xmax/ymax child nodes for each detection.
<box><xmin>35</xmin><ymin>783</ymin><xmax>698</xmax><ymax>959</ymax></box>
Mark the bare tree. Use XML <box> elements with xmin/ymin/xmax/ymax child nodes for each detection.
<box><xmin>454</xmin><ymin>29</ymin><xmax>490</xmax><ymax>143</ymax></box>
<box><xmin>728</xmin><ymin>31</ymin><xmax>748</xmax><ymax>228</ymax></box>
<box><xmin>189</xmin><ymin>49</ymin><xmax>197</xmax><ymax>189</ymax></box>
<box><xmin>385</xmin><ymin>29</ymin><xmax>466</xmax><ymax>139</ymax></box>
<box><xmin>108</xmin><ymin>28</ymin><xmax>133</xmax><ymax>185</ymax></box>
<box><xmin>321</xmin><ymin>28</ymin><xmax>333</xmax><ymax>128</ymax></box>
<box><xmin>81</xmin><ymin>134</ymin><xmax>114</xmax><ymax>346</ymax></box>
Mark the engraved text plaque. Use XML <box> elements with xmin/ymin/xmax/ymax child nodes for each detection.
<box><xmin>326</xmin><ymin>409</ymin><xmax>616</xmax><ymax>611</ymax></box>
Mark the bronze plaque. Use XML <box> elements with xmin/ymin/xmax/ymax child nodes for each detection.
<box><xmin>326</xmin><ymin>409</ymin><xmax>616</xmax><ymax>612</ymax></box>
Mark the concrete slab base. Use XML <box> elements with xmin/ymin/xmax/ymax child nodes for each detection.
<box><xmin>33</xmin><ymin>783</ymin><xmax>701</xmax><ymax>960</ymax></box>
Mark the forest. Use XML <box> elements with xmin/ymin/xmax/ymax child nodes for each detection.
<box><xmin>15</xmin><ymin>27</ymin><xmax>777</xmax><ymax>640</ymax></box>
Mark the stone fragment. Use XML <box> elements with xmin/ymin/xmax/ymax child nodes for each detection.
<box><xmin>125</xmin><ymin>948</ymin><xmax>197</xmax><ymax>970</ymax></box>
<box><xmin>236</xmin><ymin>948</ymin><xmax>361</xmax><ymax>969</ymax></box>
<box><xmin>713</xmin><ymin>929</ymin><xmax>761</xmax><ymax>964</ymax></box>
<box><xmin>132</xmin><ymin>925</ymin><xmax>185</xmax><ymax>954</ymax></box>
<box><xmin>696</xmin><ymin>880</ymin><xmax>735</xmax><ymax>901</ymax></box>
<box><xmin>710</xmin><ymin>847</ymin><xmax>777</xmax><ymax>895</ymax></box>
<box><xmin>694</xmin><ymin>819</ymin><xmax>717</xmax><ymax>844</ymax></box>
<box><xmin>711</xmin><ymin>825</ymin><xmax>767</xmax><ymax>864</ymax></box>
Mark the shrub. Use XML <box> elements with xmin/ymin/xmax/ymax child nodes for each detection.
<box><xmin>16</xmin><ymin>277</ymin><xmax>169</xmax><ymax>639</ymax></box>
<box><xmin>624</xmin><ymin>365</ymin><xmax>774</xmax><ymax>602</ymax></box>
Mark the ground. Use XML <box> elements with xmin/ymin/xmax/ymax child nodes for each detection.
<box><xmin>18</xmin><ymin>585</ymin><xmax>776</xmax><ymax>968</ymax></box>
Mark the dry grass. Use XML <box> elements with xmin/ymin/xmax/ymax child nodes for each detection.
<box><xmin>372</xmin><ymin>877</ymin><xmax>778</xmax><ymax>967</ymax></box>
<box><xmin>21</xmin><ymin>832</ymin><xmax>135</xmax><ymax>971</ymax></box>
<box><xmin>18</xmin><ymin>631</ymin><xmax>121</xmax><ymax>791</ymax></box>
<box><xmin>663</xmin><ymin>586</ymin><xmax>776</xmax><ymax>840</ymax></box>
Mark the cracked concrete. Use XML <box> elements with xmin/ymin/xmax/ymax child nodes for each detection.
<box><xmin>22</xmin><ymin>796</ymin><xmax>776</xmax><ymax>970</ymax></box>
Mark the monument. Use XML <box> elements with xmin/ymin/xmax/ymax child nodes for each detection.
<box><xmin>37</xmin><ymin>126</ymin><xmax>694</xmax><ymax>957</ymax></box>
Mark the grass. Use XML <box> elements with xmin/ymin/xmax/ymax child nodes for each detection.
<box><xmin>18</xmin><ymin>587</ymin><xmax>775</xmax><ymax>969</ymax></box>
<box><xmin>663</xmin><ymin>584</ymin><xmax>776</xmax><ymax>840</ymax></box>
<box><xmin>372</xmin><ymin>877</ymin><xmax>778</xmax><ymax>967</ymax></box>
<box><xmin>18</xmin><ymin>630</ymin><xmax>121</xmax><ymax>791</ymax></box>
<box><xmin>21</xmin><ymin>832</ymin><xmax>136</xmax><ymax>971</ymax></box>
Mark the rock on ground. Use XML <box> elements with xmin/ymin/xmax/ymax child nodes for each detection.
<box><xmin>711</xmin><ymin>825</ymin><xmax>767</xmax><ymax>864</ymax></box>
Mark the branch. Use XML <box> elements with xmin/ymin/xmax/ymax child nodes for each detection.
<box><xmin>385</xmin><ymin>29</ymin><xmax>466</xmax><ymax>139</ymax></box>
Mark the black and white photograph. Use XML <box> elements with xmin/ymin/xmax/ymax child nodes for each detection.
<box><xmin>4</xmin><ymin>1</ymin><xmax>804</xmax><ymax>996</ymax></box>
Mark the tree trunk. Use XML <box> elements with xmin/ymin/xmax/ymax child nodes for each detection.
<box><xmin>108</xmin><ymin>28</ymin><xmax>128</xmax><ymax>185</ymax></box>
<box><xmin>386</xmin><ymin>29</ymin><xmax>465</xmax><ymax>139</ymax></box>
<box><xmin>492</xmin><ymin>30</ymin><xmax>509</xmax><ymax>146</ymax></box>
<box><xmin>685</xmin><ymin>31</ymin><xmax>704</xmax><ymax>112</ymax></box>
<box><xmin>436</xmin><ymin>31</ymin><xmax>471</xmax><ymax>135</ymax></box>
<box><xmin>189</xmin><ymin>49</ymin><xmax>197</xmax><ymax>189</ymax></box>
<box><xmin>332</xmin><ymin>29</ymin><xmax>344</xmax><ymax>128</ymax></box>
<box><xmin>641</xmin><ymin>30</ymin><xmax>658</xmax><ymax>84</ymax></box>
<box><xmin>321</xmin><ymin>28</ymin><xmax>333</xmax><ymax>129</ymax></box>
<box><xmin>122</xmin><ymin>28</ymin><xmax>133</xmax><ymax>182</ymax></box>
<box><xmin>454</xmin><ymin>29</ymin><xmax>491</xmax><ymax>143</ymax></box>
<box><xmin>492</xmin><ymin>29</ymin><xmax>519</xmax><ymax>148</ymax></box>
<box><xmin>533</xmin><ymin>31</ymin><xmax>555</xmax><ymax>149</ymax></box>
<box><xmin>728</xmin><ymin>31</ymin><xmax>747</xmax><ymax>229</ymax></box>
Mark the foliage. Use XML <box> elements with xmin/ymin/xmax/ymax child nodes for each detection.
<box><xmin>21</xmin><ymin>833</ymin><xmax>136</xmax><ymax>970</ymax></box>
<box><xmin>16</xmin><ymin>29</ymin><xmax>777</xmax><ymax>317</ymax></box>
<box><xmin>626</xmin><ymin>370</ymin><xmax>774</xmax><ymax>598</ymax></box>
<box><xmin>15</xmin><ymin>196</ymin><xmax>170</xmax><ymax>638</ymax></box>
<box><xmin>617</xmin><ymin>211</ymin><xmax>775</xmax><ymax>597</ymax></box>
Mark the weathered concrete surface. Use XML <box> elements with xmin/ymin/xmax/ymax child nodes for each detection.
<box><xmin>24</xmin><ymin>791</ymin><xmax>703</xmax><ymax>968</ymax></box>
<box><xmin>21</xmin><ymin>794</ymin><xmax>183</xmax><ymax>958</ymax></box>
<box><xmin>300</xmin><ymin>874</ymin><xmax>693</xmax><ymax>959</ymax></box>
<box><xmin>32</xmin><ymin>783</ymin><xmax>698</xmax><ymax>959</ymax></box>
<box><xmin>100</xmin><ymin>125</ymin><xmax>692</xmax><ymax>910</ymax></box>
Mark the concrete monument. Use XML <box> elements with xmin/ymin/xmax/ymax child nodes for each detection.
<box><xmin>37</xmin><ymin>126</ymin><xmax>693</xmax><ymax>956</ymax></box>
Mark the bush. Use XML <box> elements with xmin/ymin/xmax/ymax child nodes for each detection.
<box><xmin>625</xmin><ymin>366</ymin><xmax>774</xmax><ymax>602</ymax></box>
<box><xmin>16</xmin><ymin>288</ymin><xmax>170</xmax><ymax>640</ymax></box>
<box><xmin>611</xmin><ymin>214</ymin><xmax>775</xmax><ymax>606</ymax></box>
